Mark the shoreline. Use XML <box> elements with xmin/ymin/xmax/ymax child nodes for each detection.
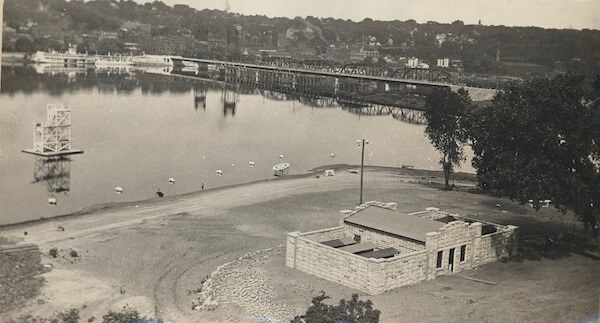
<box><xmin>0</xmin><ymin>164</ymin><xmax>476</xmax><ymax>230</ymax></box>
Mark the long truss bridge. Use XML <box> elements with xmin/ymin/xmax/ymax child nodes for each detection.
<box><xmin>172</xmin><ymin>56</ymin><xmax>457</xmax><ymax>87</ymax></box>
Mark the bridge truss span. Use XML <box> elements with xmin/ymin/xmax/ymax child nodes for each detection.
<box><xmin>172</xmin><ymin>56</ymin><xmax>460</xmax><ymax>86</ymax></box>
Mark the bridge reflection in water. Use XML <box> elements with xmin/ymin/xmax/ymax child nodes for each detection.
<box><xmin>172</xmin><ymin>65</ymin><xmax>427</xmax><ymax>125</ymax></box>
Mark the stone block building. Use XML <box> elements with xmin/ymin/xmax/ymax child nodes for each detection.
<box><xmin>286</xmin><ymin>201</ymin><xmax>518</xmax><ymax>295</ymax></box>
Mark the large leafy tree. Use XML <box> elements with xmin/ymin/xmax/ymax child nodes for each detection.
<box><xmin>466</xmin><ymin>73</ymin><xmax>600</xmax><ymax>241</ymax></box>
<box><xmin>424</xmin><ymin>87</ymin><xmax>471</xmax><ymax>189</ymax></box>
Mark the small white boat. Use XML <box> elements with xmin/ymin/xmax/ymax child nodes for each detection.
<box><xmin>273</xmin><ymin>163</ymin><xmax>290</xmax><ymax>177</ymax></box>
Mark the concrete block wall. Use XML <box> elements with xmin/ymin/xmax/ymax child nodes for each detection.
<box><xmin>473</xmin><ymin>225</ymin><xmax>518</xmax><ymax>265</ymax></box>
<box><xmin>286</xmin><ymin>227</ymin><xmax>348</xmax><ymax>268</ymax></box>
<box><xmin>286</xmin><ymin>228</ymin><xmax>430</xmax><ymax>295</ymax></box>
<box><xmin>286</xmin><ymin>230</ymin><xmax>373</xmax><ymax>292</ymax></box>
<box><xmin>367</xmin><ymin>250</ymin><xmax>428</xmax><ymax>294</ymax></box>
<box><xmin>344</xmin><ymin>223</ymin><xmax>424</xmax><ymax>253</ymax></box>
<box><xmin>296</xmin><ymin>226</ymin><xmax>349</xmax><ymax>242</ymax></box>
<box><xmin>425</xmin><ymin>221</ymin><xmax>518</xmax><ymax>279</ymax></box>
<box><xmin>409</xmin><ymin>209</ymin><xmax>449</xmax><ymax>221</ymax></box>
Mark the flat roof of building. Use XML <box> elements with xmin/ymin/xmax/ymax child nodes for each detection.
<box><xmin>321</xmin><ymin>237</ymin><xmax>356</xmax><ymax>248</ymax></box>
<box><xmin>338</xmin><ymin>242</ymin><xmax>377</xmax><ymax>254</ymax></box>
<box><xmin>360</xmin><ymin>247</ymin><xmax>399</xmax><ymax>259</ymax></box>
<box><xmin>344</xmin><ymin>207</ymin><xmax>443</xmax><ymax>243</ymax></box>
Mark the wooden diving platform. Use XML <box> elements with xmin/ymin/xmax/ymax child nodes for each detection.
<box><xmin>22</xmin><ymin>149</ymin><xmax>84</xmax><ymax>157</ymax></box>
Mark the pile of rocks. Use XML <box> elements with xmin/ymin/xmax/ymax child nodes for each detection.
<box><xmin>193</xmin><ymin>245</ymin><xmax>294</xmax><ymax>319</ymax></box>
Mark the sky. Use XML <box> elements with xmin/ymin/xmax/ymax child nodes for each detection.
<box><xmin>133</xmin><ymin>0</ymin><xmax>600</xmax><ymax>30</ymax></box>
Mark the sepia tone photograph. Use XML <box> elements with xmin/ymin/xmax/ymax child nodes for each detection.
<box><xmin>0</xmin><ymin>0</ymin><xmax>599</xmax><ymax>322</ymax></box>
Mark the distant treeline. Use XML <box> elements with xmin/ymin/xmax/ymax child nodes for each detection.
<box><xmin>3</xmin><ymin>0</ymin><xmax>600</xmax><ymax>76</ymax></box>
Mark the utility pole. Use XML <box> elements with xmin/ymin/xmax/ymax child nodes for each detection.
<box><xmin>224</xmin><ymin>13</ymin><xmax>228</xmax><ymax>62</ymax></box>
<box><xmin>357</xmin><ymin>139</ymin><xmax>369</xmax><ymax>204</ymax></box>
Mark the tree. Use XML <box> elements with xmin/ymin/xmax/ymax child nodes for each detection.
<box><xmin>77</xmin><ymin>39</ymin><xmax>96</xmax><ymax>54</ymax></box>
<box><xmin>96</xmin><ymin>38</ymin><xmax>125</xmax><ymax>55</ymax></box>
<box><xmin>292</xmin><ymin>292</ymin><xmax>380</xmax><ymax>323</ymax></box>
<box><xmin>14</xmin><ymin>37</ymin><xmax>35</xmax><ymax>53</ymax></box>
<box><xmin>424</xmin><ymin>87</ymin><xmax>471</xmax><ymax>189</ymax></box>
<box><xmin>466</xmin><ymin>73</ymin><xmax>600</xmax><ymax>243</ymax></box>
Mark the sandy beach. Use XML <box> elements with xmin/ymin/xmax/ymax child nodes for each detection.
<box><xmin>1</xmin><ymin>166</ymin><xmax>598</xmax><ymax>322</ymax></box>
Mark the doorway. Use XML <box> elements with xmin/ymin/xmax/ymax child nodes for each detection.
<box><xmin>448</xmin><ymin>248</ymin><xmax>455</xmax><ymax>272</ymax></box>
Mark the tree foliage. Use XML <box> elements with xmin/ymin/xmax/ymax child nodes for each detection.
<box><xmin>96</xmin><ymin>39</ymin><xmax>125</xmax><ymax>55</ymax></box>
<box><xmin>102</xmin><ymin>306</ymin><xmax>143</xmax><ymax>323</ymax></box>
<box><xmin>292</xmin><ymin>292</ymin><xmax>380</xmax><ymax>323</ymax></box>
<box><xmin>466</xmin><ymin>73</ymin><xmax>600</xmax><ymax>238</ymax></box>
<box><xmin>424</xmin><ymin>87</ymin><xmax>471</xmax><ymax>188</ymax></box>
<box><xmin>14</xmin><ymin>37</ymin><xmax>35</xmax><ymax>53</ymax></box>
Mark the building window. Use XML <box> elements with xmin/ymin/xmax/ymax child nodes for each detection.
<box><xmin>436</xmin><ymin>250</ymin><xmax>443</xmax><ymax>268</ymax></box>
<box><xmin>460</xmin><ymin>245</ymin><xmax>466</xmax><ymax>262</ymax></box>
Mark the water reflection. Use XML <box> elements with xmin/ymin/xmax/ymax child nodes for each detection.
<box><xmin>222</xmin><ymin>84</ymin><xmax>238</xmax><ymax>117</ymax></box>
<box><xmin>32</xmin><ymin>156</ymin><xmax>72</xmax><ymax>196</ymax></box>
<box><xmin>2</xmin><ymin>64</ymin><xmax>427</xmax><ymax>125</ymax></box>
<box><xmin>194</xmin><ymin>86</ymin><xmax>207</xmax><ymax>110</ymax></box>
<box><xmin>341</xmin><ymin>104</ymin><xmax>427</xmax><ymax>125</ymax></box>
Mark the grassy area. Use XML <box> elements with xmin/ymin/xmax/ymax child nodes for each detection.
<box><xmin>0</xmin><ymin>244</ymin><xmax>47</xmax><ymax>313</ymax></box>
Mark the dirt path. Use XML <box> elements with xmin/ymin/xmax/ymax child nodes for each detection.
<box><xmin>1</xmin><ymin>168</ymin><xmax>597</xmax><ymax>322</ymax></box>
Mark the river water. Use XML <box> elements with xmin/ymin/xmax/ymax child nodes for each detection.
<box><xmin>0</xmin><ymin>65</ymin><xmax>473</xmax><ymax>225</ymax></box>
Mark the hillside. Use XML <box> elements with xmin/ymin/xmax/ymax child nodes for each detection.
<box><xmin>3</xmin><ymin>0</ymin><xmax>600</xmax><ymax>78</ymax></box>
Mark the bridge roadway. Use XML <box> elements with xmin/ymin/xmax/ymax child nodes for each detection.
<box><xmin>172</xmin><ymin>57</ymin><xmax>454</xmax><ymax>87</ymax></box>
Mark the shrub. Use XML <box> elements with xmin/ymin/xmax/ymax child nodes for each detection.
<box><xmin>49</xmin><ymin>248</ymin><xmax>58</xmax><ymax>258</ymax></box>
<box><xmin>70</xmin><ymin>250</ymin><xmax>78</xmax><ymax>258</ymax></box>
<box><xmin>102</xmin><ymin>307</ymin><xmax>141</xmax><ymax>323</ymax></box>
<box><xmin>292</xmin><ymin>292</ymin><xmax>380</xmax><ymax>323</ymax></box>
<box><xmin>58</xmin><ymin>308</ymin><xmax>80</xmax><ymax>323</ymax></box>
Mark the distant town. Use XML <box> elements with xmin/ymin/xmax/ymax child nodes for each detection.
<box><xmin>3</xmin><ymin>0</ymin><xmax>600</xmax><ymax>88</ymax></box>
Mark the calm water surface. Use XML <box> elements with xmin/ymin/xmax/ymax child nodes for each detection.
<box><xmin>0</xmin><ymin>66</ymin><xmax>473</xmax><ymax>225</ymax></box>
